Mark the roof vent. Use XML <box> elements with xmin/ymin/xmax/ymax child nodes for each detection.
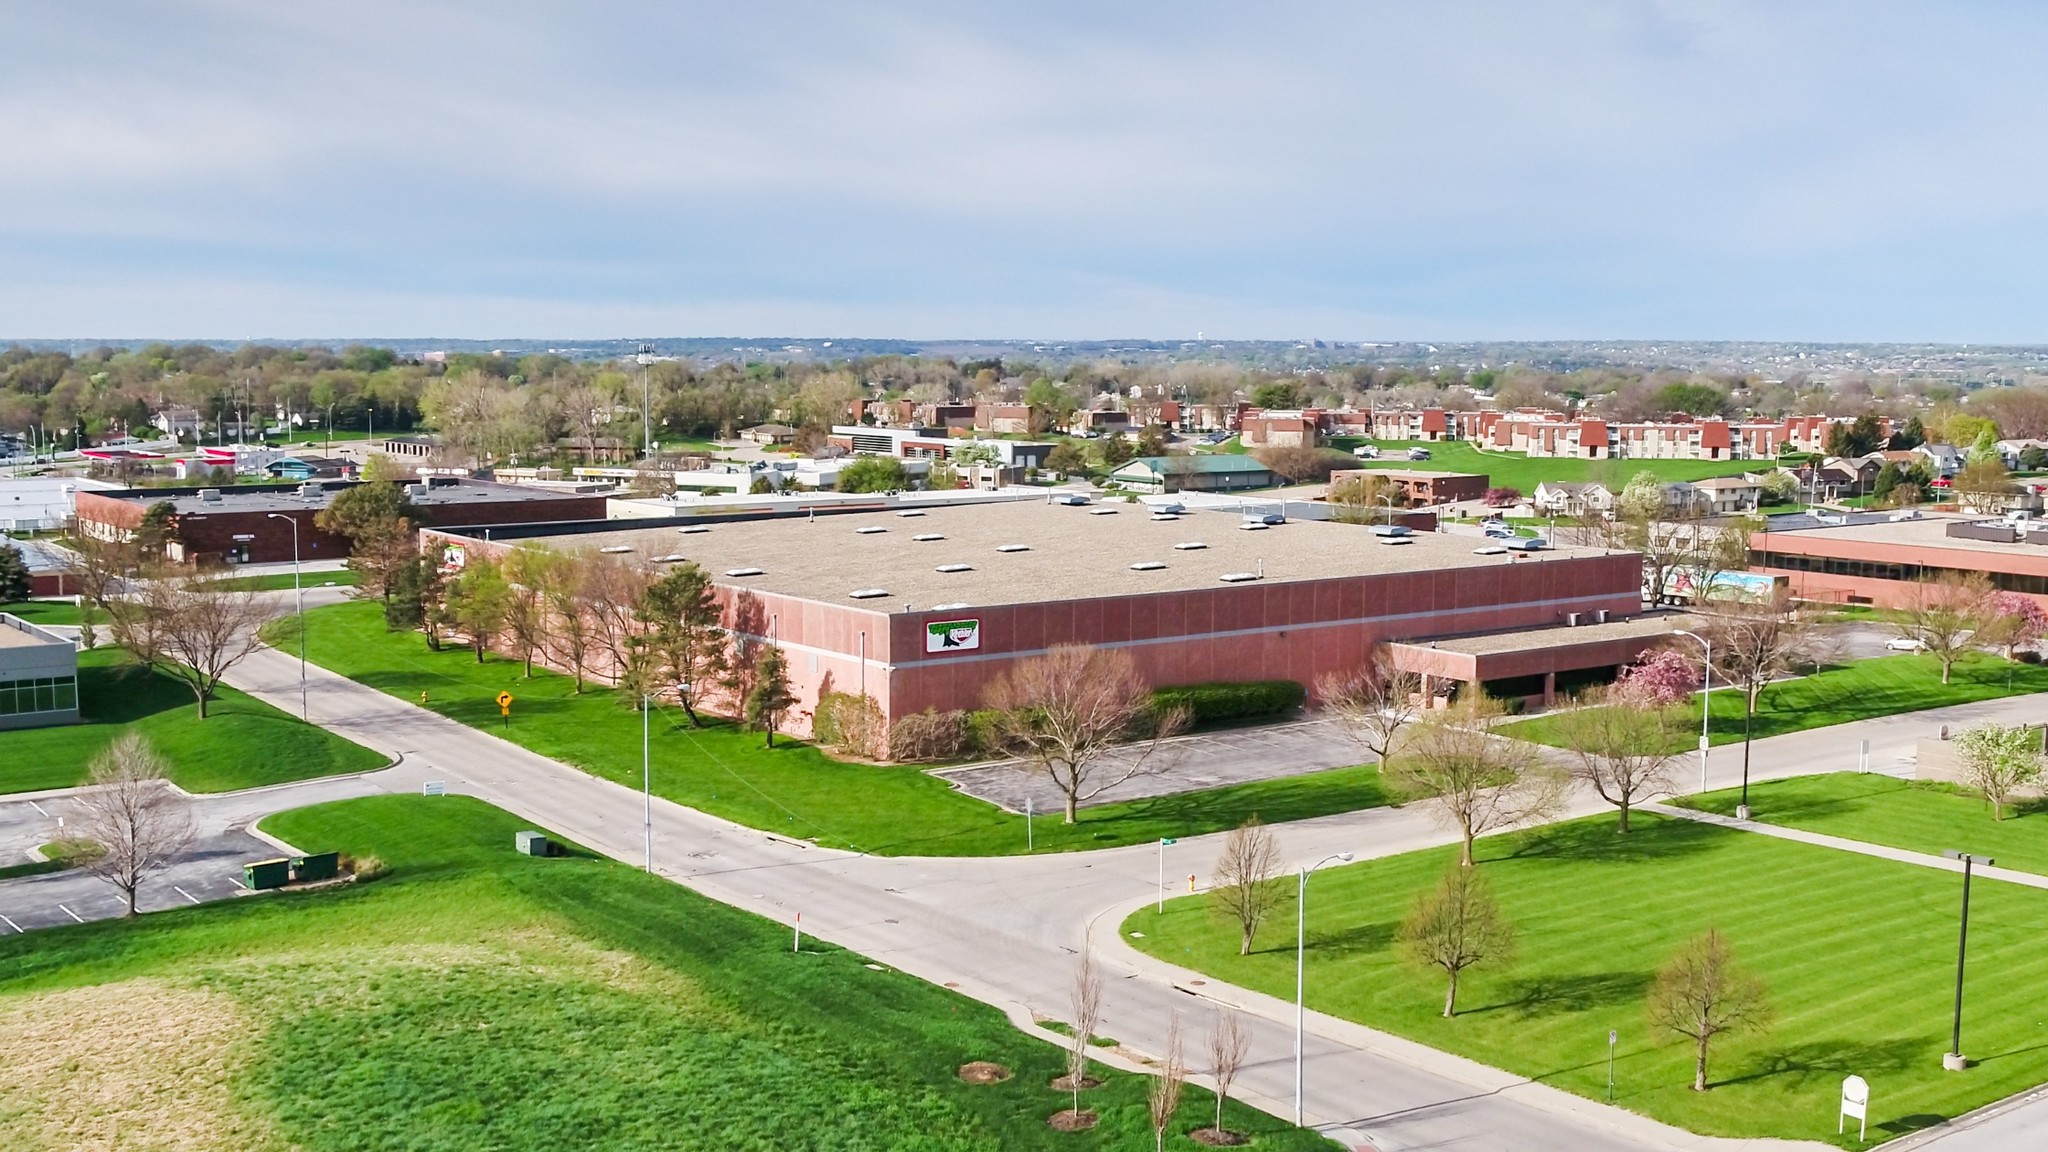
<box><xmin>678</xmin><ymin>525</ymin><xmax>710</xmax><ymax>534</ymax></box>
<box><xmin>895</xmin><ymin>509</ymin><xmax>926</xmax><ymax>517</ymax></box>
<box><xmin>996</xmin><ymin>543</ymin><xmax>1030</xmax><ymax>553</ymax></box>
<box><xmin>856</xmin><ymin>526</ymin><xmax>887</xmax><ymax>535</ymax></box>
<box><xmin>1129</xmin><ymin>561</ymin><xmax>1167</xmax><ymax>571</ymax></box>
<box><xmin>849</xmin><ymin>588</ymin><xmax>890</xmax><ymax>599</ymax></box>
<box><xmin>912</xmin><ymin>533</ymin><xmax>944</xmax><ymax>542</ymax></box>
<box><xmin>726</xmin><ymin>566</ymin><xmax>764</xmax><ymax>577</ymax></box>
<box><xmin>936</xmin><ymin>563</ymin><xmax>973</xmax><ymax>573</ymax></box>
<box><xmin>1173</xmin><ymin>541</ymin><xmax>1208</xmax><ymax>551</ymax></box>
<box><xmin>599</xmin><ymin>545</ymin><xmax>633</xmax><ymax>554</ymax></box>
<box><xmin>1218</xmin><ymin>571</ymin><xmax>1261</xmax><ymax>583</ymax></box>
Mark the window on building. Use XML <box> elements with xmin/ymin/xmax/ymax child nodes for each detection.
<box><xmin>0</xmin><ymin>675</ymin><xmax>78</xmax><ymax>715</ymax></box>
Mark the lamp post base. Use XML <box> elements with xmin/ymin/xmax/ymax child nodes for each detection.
<box><xmin>1736</xmin><ymin>804</ymin><xmax>1752</xmax><ymax>821</ymax></box>
<box><xmin>1943</xmin><ymin>1052</ymin><xmax>1969</xmax><ymax>1072</ymax></box>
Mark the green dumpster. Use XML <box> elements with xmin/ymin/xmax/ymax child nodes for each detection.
<box><xmin>291</xmin><ymin>852</ymin><xmax>340</xmax><ymax>883</ymax></box>
<box><xmin>244</xmin><ymin>859</ymin><xmax>290</xmax><ymax>891</ymax></box>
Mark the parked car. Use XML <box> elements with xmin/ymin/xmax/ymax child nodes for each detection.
<box><xmin>1483</xmin><ymin>524</ymin><xmax>1516</xmax><ymax>538</ymax></box>
<box><xmin>1886</xmin><ymin>636</ymin><xmax>1929</xmax><ymax>652</ymax></box>
<box><xmin>1351</xmin><ymin>445</ymin><xmax>1381</xmax><ymax>459</ymax></box>
<box><xmin>1407</xmin><ymin>447</ymin><xmax>1432</xmax><ymax>460</ymax></box>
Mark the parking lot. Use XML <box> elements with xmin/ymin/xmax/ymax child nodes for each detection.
<box><xmin>0</xmin><ymin>795</ymin><xmax>282</xmax><ymax>934</ymax></box>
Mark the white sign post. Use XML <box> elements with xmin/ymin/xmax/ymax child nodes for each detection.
<box><xmin>1858</xmin><ymin>739</ymin><xmax>1870</xmax><ymax>774</ymax></box>
<box><xmin>1839</xmin><ymin>1074</ymin><xmax>1869</xmax><ymax>1141</ymax></box>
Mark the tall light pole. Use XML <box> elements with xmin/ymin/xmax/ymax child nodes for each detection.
<box><xmin>265</xmin><ymin>513</ymin><xmax>306</xmax><ymax>720</ymax></box>
<box><xmin>1941</xmin><ymin>850</ymin><xmax>1993</xmax><ymax>1070</ymax></box>
<box><xmin>637</xmin><ymin>343</ymin><xmax>656</xmax><ymax>460</ymax></box>
<box><xmin>1672</xmin><ymin>629</ymin><xmax>1713</xmax><ymax>796</ymax></box>
<box><xmin>642</xmin><ymin>692</ymin><xmax>653</xmax><ymax>872</ymax></box>
<box><xmin>1295</xmin><ymin>851</ymin><xmax>1355</xmax><ymax>1126</ymax></box>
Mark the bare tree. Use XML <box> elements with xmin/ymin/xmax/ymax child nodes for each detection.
<box><xmin>1954</xmin><ymin>722</ymin><xmax>2045</xmax><ymax>820</ymax></box>
<box><xmin>582</xmin><ymin>555</ymin><xmax>653</xmax><ymax>686</ymax></box>
<box><xmin>1398</xmin><ymin>862</ymin><xmax>1516</xmax><ymax>1017</ymax></box>
<box><xmin>73</xmin><ymin>733</ymin><xmax>193</xmax><ymax>917</ymax></box>
<box><xmin>1385</xmin><ymin>691</ymin><xmax>1567</xmax><ymax>866</ymax></box>
<box><xmin>110</xmin><ymin>578</ymin><xmax>274</xmax><ymax>718</ymax></box>
<box><xmin>1315</xmin><ymin>645</ymin><xmax>1422</xmax><ymax>766</ymax></box>
<box><xmin>500</xmin><ymin>544</ymin><xmax>556</xmax><ymax>678</ymax></box>
<box><xmin>540</xmin><ymin>551</ymin><xmax>599</xmax><ymax>692</ymax></box>
<box><xmin>1898</xmin><ymin>572</ymin><xmax>1996</xmax><ymax>685</ymax></box>
<box><xmin>1646</xmin><ymin>927</ymin><xmax>1772</xmax><ymax>1092</ymax></box>
<box><xmin>1203</xmin><ymin>1009</ymin><xmax>1250</xmax><ymax>1144</ymax></box>
<box><xmin>1549</xmin><ymin>686</ymin><xmax>1684</xmax><ymax>833</ymax></box>
<box><xmin>1699</xmin><ymin>592</ymin><xmax>1822</xmax><ymax>808</ymax></box>
<box><xmin>1211</xmin><ymin>818</ymin><xmax>1283</xmax><ymax>955</ymax></box>
<box><xmin>1148</xmin><ymin>1012</ymin><xmax>1186</xmax><ymax>1152</ymax></box>
<box><xmin>1062</xmin><ymin>951</ymin><xmax>1104</xmax><ymax>1116</ymax></box>
<box><xmin>984</xmin><ymin>644</ymin><xmax>1189</xmax><ymax>823</ymax></box>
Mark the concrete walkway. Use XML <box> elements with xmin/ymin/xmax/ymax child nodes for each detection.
<box><xmin>1649</xmin><ymin>801</ymin><xmax>2048</xmax><ymax>891</ymax></box>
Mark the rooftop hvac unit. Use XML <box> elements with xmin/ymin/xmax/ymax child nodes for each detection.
<box><xmin>199</xmin><ymin>488</ymin><xmax>222</xmax><ymax>503</ymax></box>
<box><xmin>298</xmin><ymin>483</ymin><xmax>321</xmax><ymax>500</ymax></box>
<box><xmin>407</xmin><ymin>483</ymin><xmax>429</xmax><ymax>498</ymax></box>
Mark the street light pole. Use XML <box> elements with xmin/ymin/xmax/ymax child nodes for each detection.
<box><xmin>1941</xmin><ymin>850</ymin><xmax>1993</xmax><ymax>1070</ymax></box>
<box><xmin>1673</xmin><ymin>628</ymin><xmax>1712</xmax><ymax>796</ymax></box>
<box><xmin>1295</xmin><ymin>851</ymin><xmax>1355</xmax><ymax>1126</ymax></box>
<box><xmin>642</xmin><ymin>692</ymin><xmax>652</xmax><ymax>872</ymax></box>
<box><xmin>265</xmin><ymin>513</ymin><xmax>306</xmax><ymax>720</ymax></box>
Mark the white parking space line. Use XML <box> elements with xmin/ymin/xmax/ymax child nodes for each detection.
<box><xmin>0</xmin><ymin>914</ymin><xmax>18</xmax><ymax>933</ymax></box>
<box><xmin>58</xmin><ymin>904</ymin><xmax>83</xmax><ymax>923</ymax></box>
<box><xmin>173</xmin><ymin>886</ymin><xmax>202</xmax><ymax>905</ymax></box>
<box><xmin>227</xmin><ymin>875</ymin><xmax>246</xmax><ymax>890</ymax></box>
<box><xmin>27</xmin><ymin>801</ymin><xmax>48</xmax><ymax>817</ymax></box>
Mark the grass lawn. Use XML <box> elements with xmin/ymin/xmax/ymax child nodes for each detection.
<box><xmin>205</xmin><ymin>569</ymin><xmax>361</xmax><ymax>592</ymax></box>
<box><xmin>1502</xmin><ymin>652</ymin><xmax>2048</xmax><ymax>753</ymax></box>
<box><xmin>1126</xmin><ymin>812</ymin><xmax>2048</xmax><ymax>1146</ymax></box>
<box><xmin>1681</xmin><ymin>773</ymin><xmax>2048</xmax><ymax>875</ymax></box>
<box><xmin>285</xmin><ymin>601</ymin><xmax>1389</xmax><ymax>856</ymax></box>
<box><xmin>0</xmin><ymin>599</ymin><xmax>81</xmax><ymax>625</ymax></box>
<box><xmin>0</xmin><ymin>794</ymin><xmax>1322</xmax><ymax>1151</ymax></box>
<box><xmin>1335</xmin><ymin>440</ymin><xmax>1762</xmax><ymax>494</ymax></box>
<box><xmin>0</xmin><ymin>647</ymin><xmax>386</xmax><ymax>794</ymax></box>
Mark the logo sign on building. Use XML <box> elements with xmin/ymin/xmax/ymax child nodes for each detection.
<box><xmin>440</xmin><ymin>543</ymin><xmax>468</xmax><ymax>572</ymax></box>
<box><xmin>1839</xmin><ymin>1075</ymin><xmax>1869</xmax><ymax>1140</ymax></box>
<box><xmin>925</xmin><ymin>618</ymin><xmax>981</xmax><ymax>654</ymax></box>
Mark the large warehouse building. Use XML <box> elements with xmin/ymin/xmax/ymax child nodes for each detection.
<box><xmin>1750</xmin><ymin>511</ymin><xmax>2048</xmax><ymax>608</ymax></box>
<box><xmin>428</xmin><ymin>501</ymin><xmax>1654</xmax><ymax>734</ymax></box>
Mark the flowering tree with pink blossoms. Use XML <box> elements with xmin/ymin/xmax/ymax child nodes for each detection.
<box><xmin>1614</xmin><ymin>647</ymin><xmax>1703</xmax><ymax>709</ymax></box>
<box><xmin>1987</xmin><ymin>591</ymin><xmax>2048</xmax><ymax>660</ymax></box>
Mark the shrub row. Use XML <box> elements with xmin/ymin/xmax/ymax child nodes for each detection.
<box><xmin>1148</xmin><ymin>680</ymin><xmax>1306</xmax><ymax>726</ymax></box>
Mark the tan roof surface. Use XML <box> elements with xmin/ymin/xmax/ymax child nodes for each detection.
<box><xmin>1407</xmin><ymin>611</ymin><xmax>1700</xmax><ymax>656</ymax></box>
<box><xmin>538</xmin><ymin>499</ymin><xmax>1615</xmax><ymax>608</ymax></box>
<box><xmin>0</xmin><ymin>616</ymin><xmax>67</xmax><ymax>648</ymax></box>
<box><xmin>1759</xmin><ymin>513</ymin><xmax>2048</xmax><ymax>560</ymax></box>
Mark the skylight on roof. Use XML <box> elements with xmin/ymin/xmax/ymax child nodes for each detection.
<box><xmin>653</xmin><ymin>554</ymin><xmax>686</xmax><ymax>563</ymax></box>
<box><xmin>678</xmin><ymin>525</ymin><xmax>710</xmax><ymax>533</ymax></box>
<box><xmin>599</xmin><ymin>545</ymin><xmax>633</xmax><ymax>554</ymax></box>
<box><xmin>1218</xmin><ymin>571</ymin><xmax>1261</xmax><ymax>582</ymax></box>
<box><xmin>912</xmin><ymin>533</ymin><xmax>944</xmax><ymax>542</ymax></box>
<box><xmin>996</xmin><ymin>544</ymin><xmax>1029</xmax><ymax>553</ymax></box>
<box><xmin>726</xmin><ymin>567</ymin><xmax>764</xmax><ymax>577</ymax></box>
<box><xmin>1129</xmin><ymin>561</ymin><xmax>1167</xmax><ymax>571</ymax></box>
<box><xmin>856</xmin><ymin>526</ymin><xmax>887</xmax><ymax>535</ymax></box>
<box><xmin>1173</xmin><ymin>541</ymin><xmax>1208</xmax><ymax>550</ymax></box>
<box><xmin>895</xmin><ymin>509</ymin><xmax>926</xmax><ymax>517</ymax></box>
<box><xmin>935</xmin><ymin>563</ymin><xmax>972</xmax><ymax>573</ymax></box>
<box><xmin>932</xmin><ymin>602</ymin><xmax>973</xmax><ymax>611</ymax></box>
<box><xmin>849</xmin><ymin>588</ymin><xmax>890</xmax><ymax>599</ymax></box>
<box><xmin>1088</xmin><ymin>508</ymin><xmax>1119</xmax><ymax>515</ymax></box>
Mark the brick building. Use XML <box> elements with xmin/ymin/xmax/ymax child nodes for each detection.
<box><xmin>75</xmin><ymin>478</ymin><xmax>609</xmax><ymax>566</ymax></box>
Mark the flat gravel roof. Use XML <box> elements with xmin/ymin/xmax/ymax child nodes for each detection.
<box><xmin>1757</xmin><ymin>513</ymin><xmax>2048</xmax><ymax>560</ymax></box>
<box><xmin>1407</xmin><ymin>611</ymin><xmax>1700</xmax><ymax>656</ymax></box>
<box><xmin>535</xmin><ymin>499</ymin><xmax>1616</xmax><ymax>608</ymax></box>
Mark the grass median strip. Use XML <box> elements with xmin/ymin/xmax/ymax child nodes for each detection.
<box><xmin>1502</xmin><ymin>652</ymin><xmax>2048</xmax><ymax>752</ymax></box>
<box><xmin>1124</xmin><ymin>811</ymin><xmax>2048</xmax><ymax>1147</ymax></box>
<box><xmin>0</xmin><ymin>647</ymin><xmax>385</xmax><ymax>794</ymax></box>
<box><xmin>0</xmin><ymin>794</ymin><xmax>1325</xmax><ymax>1152</ymax></box>
<box><xmin>285</xmin><ymin>600</ymin><xmax>1389</xmax><ymax>856</ymax></box>
<box><xmin>1680</xmin><ymin>773</ymin><xmax>2048</xmax><ymax>875</ymax></box>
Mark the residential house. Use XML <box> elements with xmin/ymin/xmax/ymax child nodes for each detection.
<box><xmin>1530</xmin><ymin>481</ymin><xmax>1615</xmax><ymax>517</ymax></box>
<box><xmin>1689</xmin><ymin>475</ymin><xmax>1763</xmax><ymax>514</ymax></box>
<box><xmin>740</xmin><ymin>423</ymin><xmax>798</xmax><ymax>446</ymax></box>
<box><xmin>1915</xmin><ymin>444</ymin><xmax>1965</xmax><ymax>478</ymax></box>
<box><xmin>152</xmin><ymin>408</ymin><xmax>204</xmax><ymax>438</ymax></box>
<box><xmin>263</xmin><ymin>455</ymin><xmax>354</xmax><ymax>481</ymax></box>
<box><xmin>1238</xmin><ymin>410</ymin><xmax>1322</xmax><ymax>448</ymax></box>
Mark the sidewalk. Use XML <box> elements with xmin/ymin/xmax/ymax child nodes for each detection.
<box><xmin>1648</xmin><ymin>803</ymin><xmax>2048</xmax><ymax>891</ymax></box>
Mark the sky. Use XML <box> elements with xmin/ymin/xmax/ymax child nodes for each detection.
<box><xmin>4</xmin><ymin>1</ymin><xmax>2048</xmax><ymax>342</ymax></box>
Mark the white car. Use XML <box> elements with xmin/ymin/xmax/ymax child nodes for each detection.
<box><xmin>1886</xmin><ymin>636</ymin><xmax>1929</xmax><ymax>652</ymax></box>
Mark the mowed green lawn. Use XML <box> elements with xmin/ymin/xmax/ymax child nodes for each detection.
<box><xmin>1332</xmin><ymin>440</ymin><xmax>1764</xmax><ymax>494</ymax></box>
<box><xmin>0</xmin><ymin>600</ymin><xmax>82</xmax><ymax>625</ymax></box>
<box><xmin>205</xmin><ymin>569</ymin><xmax>360</xmax><ymax>592</ymax></box>
<box><xmin>0</xmin><ymin>647</ymin><xmax>385</xmax><ymax>794</ymax></box>
<box><xmin>1503</xmin><ymin>652</ymin><xmax>2048</xmax><ymax>752</ymax></box>
<box><xmin>1685</xmin><ymin>773</ymin><xmax>2048</xmax><ymax>875</ymax></box>
<box><xmin>287</xmin><ymin>601</ymin><xmax>1388</xmax><ymax>855</ymax></box>
<box><xmin>0</xmin><ymin>795</ymin><xmax>1323</xmax><ymax>1152</ymax></box>
<box><xmin>1125</xmin><ymin>813</ymin><xmax>2048</xmax><ymax>1146</ymax></box>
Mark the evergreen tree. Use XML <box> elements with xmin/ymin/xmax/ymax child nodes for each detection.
<box><xmin>0</xmin><ymin>542</ymin><xmax>31</xmax><ymax>604</ymax></box>
<box><xmin>744</xmin><ymin>645</ymin><xmax>796</xmax><ymax>747</ymax></box>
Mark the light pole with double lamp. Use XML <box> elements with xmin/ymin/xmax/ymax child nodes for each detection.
<box><xmin>1295</xmin><ymin>851</ymin><xmax>1354</xmax><ymax>1125</ymax></box>
<box><xmin>264</xmin><ymin>513</ymin><xmax>306</xmax><ymax>720</ymax></box>
<box><xmin>1671</xmin><ymin>628</ymin><xmax>1713</xmax><ymax>799</ymax></box>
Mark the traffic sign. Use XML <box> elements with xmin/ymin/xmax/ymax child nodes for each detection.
<box><xmin>496</xmin><ymin>691</ymin><xmax>513</xmax><ymax>707</ymax></box>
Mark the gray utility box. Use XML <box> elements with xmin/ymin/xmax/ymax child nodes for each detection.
<box><xmin>514</xmin><ymin>830</ymin><xmax>551</xmax><ymax>857</ymax></box>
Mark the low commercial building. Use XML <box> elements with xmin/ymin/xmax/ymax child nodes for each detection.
<box><xmin>1750</xmin><ymin>511</ymin><xmax>2048</xmax><ymax>607</ymax></box>
<box><xmin>428</xmin><ymin>500</ymin><xmax>1645</xmax><ymax>735</ymax></box>
<box><xmin>0</xmin><ymin>613</ymin><xmax>79</xmax><ymax>730</ymax></box>
<box><xmin>1110</xmin><ymin>455</ymin><xmax>1277</xmax><ymax>493</ymax></box>
<box><xmin>1329</xmin><ymin>469</ymin><xmax>1488</xmax><ymax>507</ymax></box>
<box><xmin>1390</xmin><ymin>612</ymin><xmax>1696</xmax><ymax>709</ymax></box>
<box><xmin>75</xmin><ymin>478</ymin><xmax>608</xmax><ymax>566</ymax></box>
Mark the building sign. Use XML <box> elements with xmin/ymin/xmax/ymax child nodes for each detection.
<box><xmin>925</xmin><ymin>618</ymin><xmax>981</xmax><ymax>653</ymax></box>
<box><xmin>440</xmin><ymin>543</ymin><xmax>468</xmax><ymax>572</ymax></box>
<box><xmin>1659</xmin><ymin>568</ymin><xmax>1777</xmax><ymax>605</ymax></box>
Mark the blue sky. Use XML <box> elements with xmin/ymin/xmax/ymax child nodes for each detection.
<box><xmin>4</xmin><ymin>1</ymin><xmax>2046</xmax><ymax>341</ymax></box>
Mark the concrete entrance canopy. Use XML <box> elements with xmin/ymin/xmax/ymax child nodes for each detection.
<box><xmin>1389</xmin><ymin>611</ymin><xmax>1697</xmax><ymax>707</ymax></box>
